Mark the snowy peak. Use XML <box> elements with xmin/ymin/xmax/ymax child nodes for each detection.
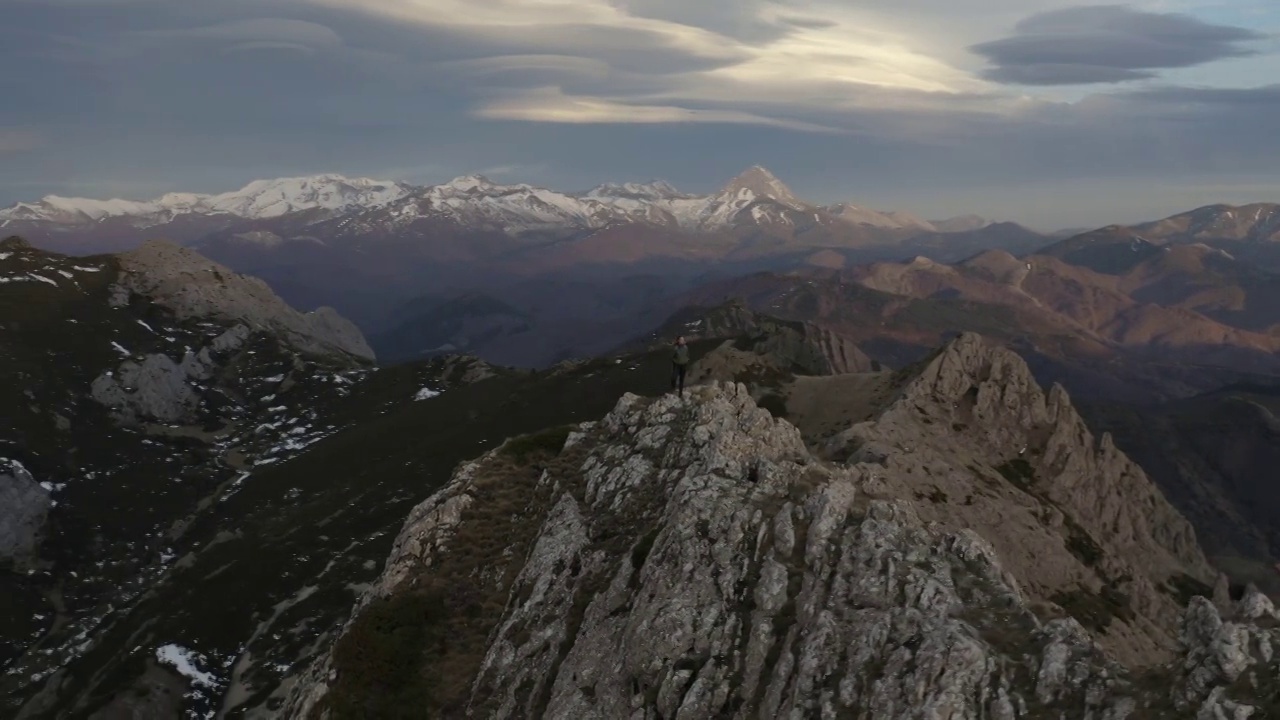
<box><xmin>719</xmin><ymin>165</ymin><xmax>803</xmax><ymax>207</ymax></box>
<box><xmin>207</xmin><ymin>174</ymin><xmax>413</xmax><ymax>218</ymax></box>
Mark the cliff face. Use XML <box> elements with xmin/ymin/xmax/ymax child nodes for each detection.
<box><xmin>282</xmin><ymin>334</ymin><xmax>1277</xmax><ymax>719</ymax></box>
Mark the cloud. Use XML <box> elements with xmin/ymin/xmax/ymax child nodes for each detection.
<box><xmin>971</xmin><ymin>5</ymin><xmax>1268</xmax><ymax>86</ymax></box>
<box><xmin>3</xmin><ymin>0</ymin><xmax>1280</xmax><ymax>230</ymax></box>
<box><xmin>131</xmin><ymin>18</ymin><xmax>344</xmax><ymax>52</ymax></box>
<box><xmin>474</xmin><ymin>86</ymin><xmax>841</xmax><ymax>132</ymax></box>
<box><xmin>304</xmin><ymin>0</ymin><xmax>994</xmax><ymax>123</ymax></box>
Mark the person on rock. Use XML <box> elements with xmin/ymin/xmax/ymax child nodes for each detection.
<box><xmin>671</xmin><ymin>336</ymin><xmax>690</xmax><ymax>397</ymax></box>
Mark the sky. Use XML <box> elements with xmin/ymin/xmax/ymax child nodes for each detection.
<box><xmin>1</xmin><ymin>0</ymin><xmax>1278</xmax><ymax>230</ymax></box>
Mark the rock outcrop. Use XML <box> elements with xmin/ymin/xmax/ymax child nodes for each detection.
<box><xmin>89</xmin><ymin>325</ymin><xmax>252</xmax><ymax>423</ymax></box>
<box><xmin>834</xmin><ymin>332</ymin><xmax>1215</xmax><ymax>666</ymax></box>
<box><xmin>114</xmin><ymin>239</ymin><xmax>374</xmax><ymax>363</ymax></box>
<box><xmin>0</xmin><ymin>458</ymin><xmax>52</xmax><ymax>568</ymax></box>
<box><xmin>670</xmin><ymin>297</ymin><xmax>880</xmax><ymax>389</ymax></box>
<box><xmin>279</xmin><ymin>333</ymin><xmax>1277</xmax><ymax>718</ymax></box>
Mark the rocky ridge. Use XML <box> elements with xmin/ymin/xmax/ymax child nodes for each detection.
<box><xmin>114</xmin><ymin>239</ymin><xmax>374</xmax><ymax>363</ymax></box>
<box><xmin>280</xmin><ymin>333</ymin><xmax>1275</xmax><ymax>718</ymax></box>
<box><xmin>641</xmin><ymin>299</ymin><xmax>877</xmax><ymax>380</ymax></box>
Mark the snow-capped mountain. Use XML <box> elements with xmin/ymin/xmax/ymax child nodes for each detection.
<box><xmin>0</xmin><ymin>174</ymin><xmax>414</xmax><ymax>228</ymax></box>
<box><xmin>1</xmin><ymin>166</ymin><xmax>1024</xmax><ymax>263</ymax></box>
<box><xmin>324</xmin><ymin>166</ymin><xmax>832</xmax><ymax>239</ymax></box>
<box><xmin>1</xmin><ymin>169</ymin><xmax>807</xmax><ymax>238</ymax></box>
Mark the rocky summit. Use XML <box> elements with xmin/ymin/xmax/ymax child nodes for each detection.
<box><xmin>280</xmin><ymin>334</ymin><xmax>1278</xmax><ymax>719</ymax></box>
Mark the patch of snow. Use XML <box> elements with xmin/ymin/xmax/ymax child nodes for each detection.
<box><xmin>414</xmin><ymin>387</ymin><xmax>441</xmax><ymax>401</ymax></box>
<box><xmin>71</xmin><ymin>265</ymin><xmax>102</xmax><ymax>272</ymax></box>
<box><xmin>27</xmin><ymin>273</ymin><xmax>58</xmax><ymax>286</ymax></box>
<box><xmin>110</xmin><ymin>341</ymin><xmax>130</xmax><ymax>357</ymax></box>
<box><xmin>136</xmin><ymin>320</ymin><xmax>155</xmax><ymax>333</ymax></box>
<box><xmin>155</xmin><ymin>644</ymin><xmax>218</xmax><ymax>688</ymax></box>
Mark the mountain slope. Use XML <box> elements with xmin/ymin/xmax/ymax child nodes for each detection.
<box><xmin>1</xmin><ymin>270</ymin><xmax>742</xmax><ymax>718</ymax></box>
<box><xmin>281</xmin><ymin>333</ymin><xmax>1276</xmax><ymax>719</ymax></box>
<box><xmin>0</xmin><ymin>236</ymin><xmax>383</xmax><ymax>716</ymax></box>
<box><xmin>847</xmin><ymin>249</ymin><xmax>1280</xmax><ymax>369</ymax></box>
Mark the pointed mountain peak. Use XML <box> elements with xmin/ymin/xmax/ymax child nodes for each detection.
<box><xmin>719</xmin><ymin>166</ymin><xmax>802</xmax><ymax>206</ymax></box>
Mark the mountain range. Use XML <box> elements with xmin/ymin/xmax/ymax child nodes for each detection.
<box><xmin>0</xmin><ymin>167</ymin><xmax>1053</xmax><ymax>369</ymax></box>
<box><xmin>6</xmin><ymin>167</ymin><xmax>1280</xmax><ymax>377</ymax></box>
<box><xmin>0</xmin><ymin>167</ymin><xmax>994</xmax><ymax>245</ymax></box>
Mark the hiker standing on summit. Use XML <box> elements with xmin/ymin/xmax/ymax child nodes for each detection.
<box><xmin>671</xmin><ymin>336</ymin><xmax>690</xmax><ymax>397</ymax></box>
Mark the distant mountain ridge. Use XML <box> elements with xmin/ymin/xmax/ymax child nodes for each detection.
<box><xmin>0</xmin><ymin>167</ymin><xmax>1000</xmax><ymax>243</ymax></box>
<box><xmin>1041</xmin><ymin>203</ymin><xmax>1280</xmax><ymax>274</ymax></box>
<box><xmin>0</xmin><ymin>174</ymin><xmax>414</xmax><ymax>227</ymax></box>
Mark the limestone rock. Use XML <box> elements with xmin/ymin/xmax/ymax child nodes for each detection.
<box><xmin>89</xmin><ymin>324</ymin><xmax>252</xmax><ymax>423</ymax></box>
<box><xmin>0</xmin><ymin>458</ymin><xmax>52</xmax><ymax>568</ymax></box>
<box><xmin>115</xmin><ymin>239</ymin><xmax>373</xmax><ymax>363</ymax></box>
<box><xmin>838</xmin><ymin>332</ymin><xmax>1214</xmax><ymax>665</ymax></box>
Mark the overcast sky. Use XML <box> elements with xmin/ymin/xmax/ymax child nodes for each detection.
<box><xmin>1</xmin><ymin>0</ymin><xmax>1277</xmax><ymax>230</ymax></box>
